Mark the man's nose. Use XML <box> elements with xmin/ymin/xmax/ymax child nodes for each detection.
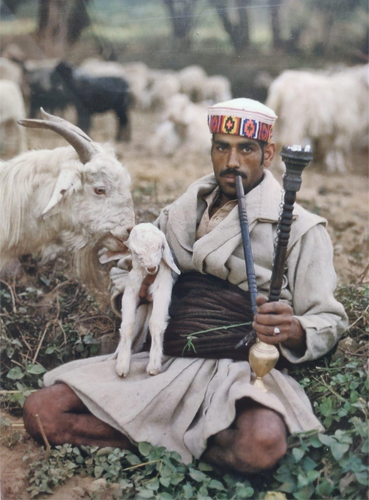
<box><xmin>227</xmin><ymin>148</ymin><xmax>240</xmax><ymax>169</ymax></box>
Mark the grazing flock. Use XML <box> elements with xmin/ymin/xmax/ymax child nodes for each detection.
<box><xmin>0</xmin><ymin>45</ymin><xmax>367</xmax><ymax>172</ymax></box>
<box><xmin>266</xmin><ymin>64</ymin><xmax>369</xmax><ymax>173</ymax></box>
<box><xmin>0</xmin><ymin>54</ymin><xmax>232</xmax><ymax>157</ymax></box>
<box><xmin>0</xmin><ymin>45</ymin><xmax>367</xmax><ymax>377</ymax></box>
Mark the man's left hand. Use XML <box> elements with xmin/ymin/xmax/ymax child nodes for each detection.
<box><xmin>252</xmin><ymin>295</ymin><xmax>306</xmax><ymax>353</ymax></box>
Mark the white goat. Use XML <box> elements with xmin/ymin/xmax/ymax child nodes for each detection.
<box><xmin>0</xmin><ymin>109</ymin><xmax>135</xmax><ymax>281</ymax></box>
<box><xmin>111</xmin><ymin>223</ymin><xmax>180</xmax><ymax>377</ymax></box>
<box><xmin>178</xmin><ymin>65</ymin><xmax>207</xmax><ymax>102</ymax></box>
<box><xmin>149</xmin><ymin>94</ymin><xmax>210</xmax><ymax>156</ymax></box>
<box><xmin>0</xmin><ymin>57</ymin><xmax>23</xmax><ymax>85</ymax></box>
<box><xmin>0</xmin><ymin>80</ymin><xmax>27</xmax><ymax>154</ymax></box>
<box><xmin>266</xmin><ymin>64</ymin><xmax>369</xmax><ymax>173</ymax></box>
<box><xmin>202</xmin><ymin>75</ymin><xmax>232</xmax><ymax>104</ymax></box>
<box><xmin>144</xmin><ymin>72</ymin><xmax>181</xmax><ymax>111</ymax></box>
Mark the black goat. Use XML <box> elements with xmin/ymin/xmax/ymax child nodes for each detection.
<box><xmin>24</xmin><ymin>65</ymin><xmax>70</xmax><ymax>119</ymax></box>
<box><xmin>51</xmin><ymin>62</ymin><xmax>132</xmax><ymax>141</ymax></box>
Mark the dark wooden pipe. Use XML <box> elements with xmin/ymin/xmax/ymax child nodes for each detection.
<box><xmin>235</xmin><ymin>145</ymin><xmax>313</xmax><ymax>349</ymax></box>
<box><xmin>235</xmin><ymin>174</ymin><xmax>258</xmax><ymax>317</ymax></box>
<box><xmin>234</xmin><ymin>174</ymin><xmax>258</xmax><ymax>348</ymax></box>
<box><xmin>269</xmin><ymin>146</ymin><xmax>313</xmax><ymax>302</ymax></box>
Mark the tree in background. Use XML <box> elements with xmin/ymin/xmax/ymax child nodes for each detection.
<box><xmin>67</xmin><ymin>0</ymin><xmax>91</xmax><ymax>45</ymax></box>
<box><xmin>37</xmin><ymin>0</ymin><xmax>91</xmax><ymax>57</ymax></box>
<box><xmin>310</xmin><ymin>0</ymin><xmax>366</xmax><ymax>55</ymax></box>
<box><xmin>269</xmin><ymin>0</ymin><xmax>283</xmax><ymax>50</ymax></box>
<box><xmin>209</xmin><ymin>0</ymin><xmax>251</xmax><ymax>54</ymax></box>
<box><xmin>163</xmin><ymin>0</ymin><xmax>199</xmax><ymax>50</ymax></box>
<box><xmin>0</xmin><ymin>0</ymin><xmax>28</xmax><ymax>17</ymax></box>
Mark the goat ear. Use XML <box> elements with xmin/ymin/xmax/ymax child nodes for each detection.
<box><xmin>98</xmin><ymin>245</ymin><xmax>130</xmax><ymax>264</ymax></box>
<box><xmin>42</xmin><ymin>169</ymin><xmax>82</xmax><ymax>218</ymax></box>
<box><xmin>162</xmin><ymin>240</ymin><xmax>180</xmax><ymax>275</ymax></box>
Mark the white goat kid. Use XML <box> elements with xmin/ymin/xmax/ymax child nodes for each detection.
<box><xmin>114</xmin><ymin>223</ymin><xmax>180</xmax><ymax>377</ymax></box>
<box><xmin>0</xmin><ymin>109</ymin><xmax>135</xmax><ymax>281</ymax></box>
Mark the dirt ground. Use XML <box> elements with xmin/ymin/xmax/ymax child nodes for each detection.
<box><xmin>1</xmin><ymin>410</ymin><xmax>111</xmax><ymax>499</ymax></box>
<box><xmin>1</xmin><ymin>106</ymin><xmax>368</xmax><ymax>499</ymax></box>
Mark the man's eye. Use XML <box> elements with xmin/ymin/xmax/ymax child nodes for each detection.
<box><xmin>94</xmin><ymin>187</ymin><xmax>106</xmax><ymax>195</ymax></box>
<box><xmin>242</xmin><ymin>147</ymin><xmax>251</xmax><ymax>153</ymax></box>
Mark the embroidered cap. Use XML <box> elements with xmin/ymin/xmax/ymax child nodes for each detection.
<box><xmin>208</xmin><ymin>98</ymin><xmax>278</xmax><ymax>143</ymax></box>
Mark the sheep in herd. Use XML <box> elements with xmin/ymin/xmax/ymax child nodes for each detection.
<box><xmin>108</xmin><ymin>223</ymin><xmax>180</xmax><ymax>377</ymax></box>
<box><xmin>178</xmin><ymin>65</ymin><xmax>207</xmax><ymax>102</ymax></box>
<box><xmin>149</xmin><ymin>94</ymin><xmax>210</xmax><ymax>156</ymax></box>
<box><xmin>0</xmin><ymin>109</ymin><xmax>135</xmax><ymax>282</ymax></box>
<box><xmin>177</xmin><ymin>66</ymin><xmax>233</xmax><ymax>104</ymax></box>
<box><xmin>0</xmin><ymin>80</ymin><xmax>27</xmax><ymax>154</ymax></box>
<box><xmin>203</xmin><ymin>75</ymin><xmax>232</xmax><ymax>103</ymax></box>
<box><xmin>78</xmin><ymin>58</ymin><xmax>128</xmax><ymax>78</ymax></box>
<box><xmin>51</xmin><ymin>62</ymin><xmax>132</xmax><ymax>141</ymax></box>
<box><xmin>119</xmin><ymin>62</ymin><xmax>150</xmax><ymax>109</ymax></box>
<box><xmin>78</xmin><ymin>59</ymin><xmax>150</xmax><ymax>110</ymax></box>
<box><xmin>1</xmin><ymin>43</ymin><xmax>25</xmax><ymax>64</ymax></box>
<box><xmin>266</xmin><ymin>64</ymin><xmax>369</xmax><ymax>173</ymax></box>
<box><xmin>148</xmin><ymin>120</ymin><xmax>181</xmax><ymax>156</ymax></box>
<box><xmin>23</xmin><ymin>60</ymin><xmax>70</xmax><ymax>118</ymax></box>
<box><xmin>144</xmin><ymin>71</ymin><xmax>181</xmax><ymax>111</ymax></box>
<box><xmin>0</xmin><ymin>57</ymin><xmax>23</xmax><ymax>86</ymax></box>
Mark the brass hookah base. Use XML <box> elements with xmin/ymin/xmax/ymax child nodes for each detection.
<box><xmin>249</xmin><ymin>339</ymin><xmax>280</xmax><ymax>392</ymax></box>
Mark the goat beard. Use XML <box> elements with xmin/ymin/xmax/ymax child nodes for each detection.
<box><xmin>74</xmin><ymin>243</ymin><xmax>106</xmax><ymax>290</ymax></box>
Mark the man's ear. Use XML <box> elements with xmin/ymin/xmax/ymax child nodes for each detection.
<box><xmin>42</xmin><ymin>169</ymin><xmax>82</xmax><ymax>218</ymax></box>
<box><xmin>263</xmin><ymin>142</ymin><xmax>276</xmax><ymax>168</ymax></box>
<box><xmin>162</xmin><ymin>240</ymin><xmax>180</xmax><ymax>275</ymax></box>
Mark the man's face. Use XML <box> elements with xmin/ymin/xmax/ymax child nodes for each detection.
<box><xmin>211</xmin><ymin>134</ymin><xmax>275</xmax><ymax>201</ymax></box>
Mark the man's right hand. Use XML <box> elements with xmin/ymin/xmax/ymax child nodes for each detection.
<box><xmin>139</xmin><ymin>273</ymin><xmax>157</xmax><ymax>302</ymax></box>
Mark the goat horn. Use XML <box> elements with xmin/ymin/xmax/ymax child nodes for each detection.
<box><xmin>39</xmin><ymin>108</ymin><xmax>93</xmax><ymax>143</ymax></box>
<box><xmin>18</xmin><ymin>108</ymin><xmax>98</xmax><ymax>164</ymax></box>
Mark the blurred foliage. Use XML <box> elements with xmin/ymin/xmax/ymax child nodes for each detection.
<box><xmin>0</xmin><ymin>0</ymin><xmax>367</xmax><ymax>57</ymax></box>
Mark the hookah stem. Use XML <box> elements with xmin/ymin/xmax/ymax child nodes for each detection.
<box><xmin>268</xmin><ymin>189</ymin><xmax>296</xmax><ymax>302</ymax></box>
<box><xmin>235</xmin><ymin>174</ymin><xmax>258</xmax><ymax>317</ymax></box>
<box><xmin>269</xmin><ymin>146</ymin><xmax>313</xmax><ymax>302</ymax></box>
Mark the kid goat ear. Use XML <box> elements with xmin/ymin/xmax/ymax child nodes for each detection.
<box><xmin>162</xmin><ymin>241</ymin><xmax>181</xmax><ymax>275</ymax></box>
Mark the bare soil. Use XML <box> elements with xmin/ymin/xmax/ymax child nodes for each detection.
<box><xmin>1</xmin><ymin>106</ymin><xmax>368</xmax><ymax>499</ymax></box>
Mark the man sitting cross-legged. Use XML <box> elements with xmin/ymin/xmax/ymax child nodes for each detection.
<box><xmin>23</xmin><ymin>98</ymin><xmax>347</xmax><ymax>474</ymax></box>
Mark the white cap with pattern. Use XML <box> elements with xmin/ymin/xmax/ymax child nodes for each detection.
<box><xmin>208</xmin><ymin>98</ymin><xmax>277</xmax><ymax>143</ymax></box>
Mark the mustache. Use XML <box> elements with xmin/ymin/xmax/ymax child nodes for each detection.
<box><xmin>220</xmin><ymin>169</ymin><xmax>247</xmax><ymax>179</ymax></box>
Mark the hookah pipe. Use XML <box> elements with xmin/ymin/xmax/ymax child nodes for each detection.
<box><xmin>235</xmin><ymin>145</ymin><xmax>313</xmax><ymax>391</ymax></box>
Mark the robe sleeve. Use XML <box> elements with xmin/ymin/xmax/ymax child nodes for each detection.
<box><xmin>280</xmin><ymin>224</ymin><xmax>348</xmax><ymax>363</ymax></box>
<box><xmin>153</xmin><ymin>205</ymin><xmax>170</xmax><ymax>232</ymax></box>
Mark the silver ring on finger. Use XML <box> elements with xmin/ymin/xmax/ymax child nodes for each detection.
<box><xmin>273</xmin><ymin>327</ymin><xmax>281</xmax><ymax>335</ymax></box>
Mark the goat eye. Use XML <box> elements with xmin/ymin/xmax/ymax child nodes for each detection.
<box><xmin>94</xmin><ymin>187</ymin><xmax>106</xmax><ymax>195</ymax></box>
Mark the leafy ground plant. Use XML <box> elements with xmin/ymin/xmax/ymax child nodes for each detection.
<box><xmin>0</xmin><ymin>255</ymin><xmax>119</xmax><ymax>412</ymax></box>
<box><xmin>1</xmin><ymin>258</ymin><xmax>368</xmax><ymax>499</ymax></box>
<box><xmin>24</xmin><ymin>443</ymin><xmax>258</xmax><ymax>499</ymax></box>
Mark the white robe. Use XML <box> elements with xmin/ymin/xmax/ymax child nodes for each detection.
<box><xmin>45</xmin><ymin>170</ymin><xmax>348</xmax><ymax>463</ymax></box>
